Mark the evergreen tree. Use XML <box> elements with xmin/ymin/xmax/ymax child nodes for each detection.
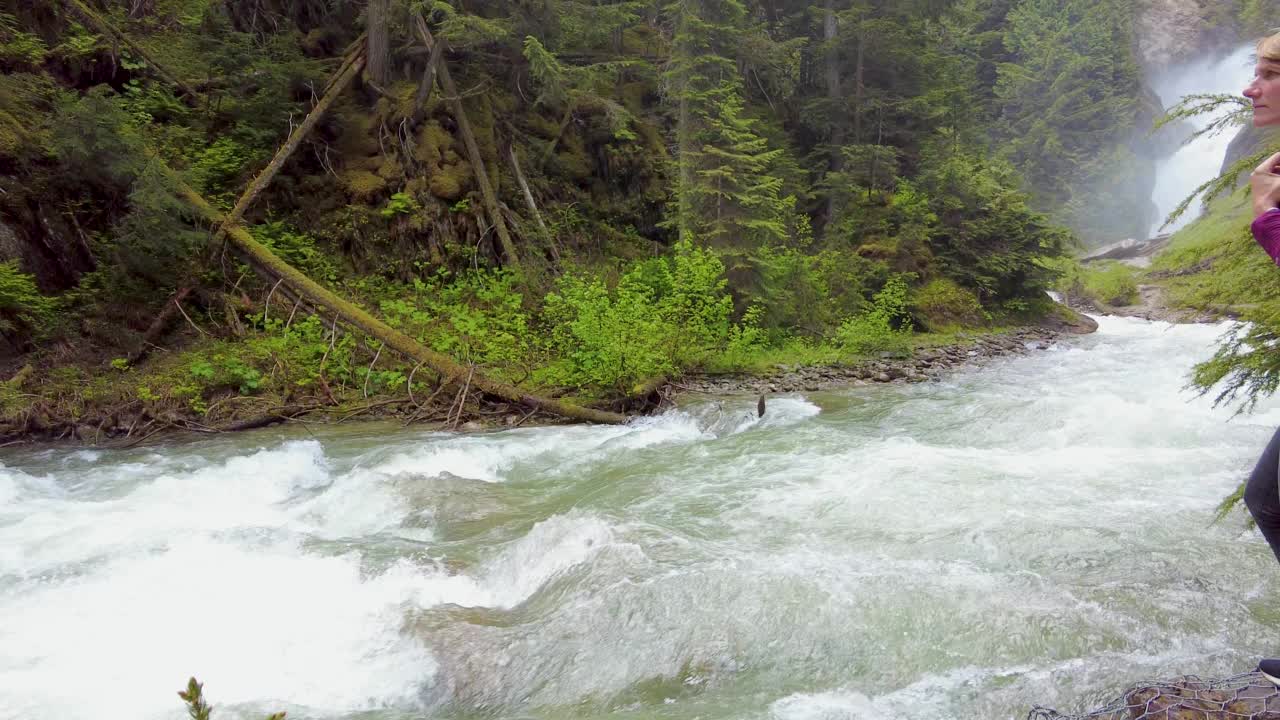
<box><xmin>665</xmin><ymin>0</ymin><xmax>792</xmax><ymax>250</ymax></box>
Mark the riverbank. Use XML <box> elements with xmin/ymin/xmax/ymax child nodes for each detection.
<box><xmin>673</xmin><ymin>326</ymin><xmax>1069</xmax><ymax>397</ymax></box>
<box><xmin>0</xmin><ymin>308</ymin><xmax>1099</xmax><ymax>448</ymax></box>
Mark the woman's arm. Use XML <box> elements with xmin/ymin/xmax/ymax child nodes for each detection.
<box><xmin>1250</xmin><ymin>152</ymin><xmax>1280</xmax><ymax>264</ymax></box>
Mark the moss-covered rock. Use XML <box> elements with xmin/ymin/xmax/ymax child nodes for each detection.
<box><xmin>341</xmin><ymin>169</ymin><xmax>388</xmax><ymax>201</ymax></box>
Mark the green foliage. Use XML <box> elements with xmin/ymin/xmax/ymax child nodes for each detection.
<box><xmin>539</xmin><ymin>238</ymin><xmax>734</xmax><ymax>391</ymax></box>
<box><xmin>0</xmin><ymin>12</ymin><xmax>46</xmax><ymax>70</ymax></box>
<box><xmin>918</xmin><ymin>144</ymin><xmax>1071</xmax><ymax>303</ymax></box>
<box><xmin>991</xmin><ymin>0</ymin><xmax>1142</xmax><ymax>238</ymax></box>
<box><xmin>379</xmin><ymin>192</ymin><xmax>421</xmax><ymax>218</ymax></box>
<box><xmin>665</xmin><ymin>0</ymin><xmax>793</xmax><ymax>250</ymax></box>
<box><xmin>252</xmin><ymin>221</ymin><xmax>340</xmax><ymax>284</ymax></box>
<box><xmin>49</xmin><ymin>86</ymin><xmax>146</xmax><ymax>190</ymax></box>
<box><xmin>910</xmin><ymin>277</ymin><xmax>985</xmax><ymax>330</ymax></box>
<box><xmin>0</xmin><ymin>262</ymin><xmax>56</xmax><ymax>346</ymax></box>
<box><xmin>190</xmin><ymin>137</ymin><xmax>253</xmax><ymax>199</ymax></box>
<box><xmin>378</xmin><ymin>269</ymin><xmax>530</xmax><ymax>372</ymax></box>
<box><xmin>835</xmin><ymin>274</ymin><xmax>915</xmax><ymax>356</ymax></box>
<box><xmin>753</xmin><ymin>245</ymin><xmax>886</xmax><ymax>337</ymax></box>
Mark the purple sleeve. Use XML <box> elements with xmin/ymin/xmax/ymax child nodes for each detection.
<box><xmin>1252</xmin><ymin>210</ymin><xmax>1280</xmax><ymax>265</ymax></box>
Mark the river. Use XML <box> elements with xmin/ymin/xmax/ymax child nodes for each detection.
<box><xmin>4</xmin><ymin>316</ymin><xmax>1280</xmax><ymax>720</ymax></box>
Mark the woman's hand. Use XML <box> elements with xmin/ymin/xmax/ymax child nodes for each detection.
<box><xmin>1251</xmin><ymin>151</ymin><xmax>1280</xmax><ymax>218</ymax></box>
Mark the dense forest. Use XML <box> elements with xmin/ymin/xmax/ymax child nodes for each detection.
<box><xmin>0</xmin><ymin>0</ymin><xmax>1268</xmax><ymax>437</ymax></box>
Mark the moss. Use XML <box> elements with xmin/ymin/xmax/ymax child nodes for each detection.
<box><xmin>415</xmin><ymin>120</ymin><xmax>452</xmax><ymax>165</ymax></box>
<box><xmin>341</xmin><ymin>169</ymin><xmax>388</xmax><ymax>201</ymax></box>
<box><xmin>552</xmin><ymin>134</ymin><xmax>593</xmax><ymax>181</ymax></box>
<box><xmin>524</xmin><ymin>112</ymin><xmax>562</xmax><ymax>140</ymax></box>
<box><xmin>376</xmin><ymin>155</ymin><xmax>401</xmax><ymax>180</ymax></box>
<box><xmin>428</xmin><ymin>161</ymin><xmax>470</xmax><ymax>200</ymax></box>
<box><xmin>465</xmin><ymin>93</ymin><xmax>500</xmax><ymax>189</ymax></box>
<box><xmin>335</xmin><ymin>101</ymin><xmax>381</xmax><ymax>160</ymax></box>
<box><xmin>619</xmin><ymin>82</ymin><xmax>651</xmax><ymax>113</ymax></box>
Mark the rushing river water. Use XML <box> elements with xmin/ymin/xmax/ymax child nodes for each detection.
<box><xmin>5</xmin><ymin>316</ymin><xmax>1280</xmax><ymax>720</ymax></box>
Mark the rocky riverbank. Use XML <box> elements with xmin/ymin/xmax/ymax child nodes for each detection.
<box><xmin>673</xmin><ymin>326</ymin><xmax>1070</xmax><ymax>397</ymax></box>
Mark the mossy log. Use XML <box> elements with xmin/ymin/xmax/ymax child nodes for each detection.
<box><xmin>180</xmin><ymin>184</ymin><xmax>625</xmax><ymax>424</ymax></box>
<box><xmin>412</xmin><ymin>14</ymin><xmax>521</xmax><ymax>269</ymax></box>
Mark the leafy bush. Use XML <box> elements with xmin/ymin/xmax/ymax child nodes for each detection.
<box><xmin>835</xmin><ymin>274</ymin><xmax>914</xmax><ymax>356</ymax></box>
<box><xmin>754</xmin><ymin>246</ymin><xmax>885</xmax><ymax>338</ymax></box>
<box><xmin>539</xmin><ymin>238</ymin><xmax>734</xmax><ymax>392</ymax></box>
<box><xmin>379</xmin><ymin>269</ymin><xmax>530</xmax><ymax>372</ymax></box>
<box><xmin>910</xmin><ymin>277</ymin><xmax>984</xmax><ymax>330</ymax></box>
<box><xmin>252</xmin><ymin>221</ymin><xmax>340</xmax><ymax>284</ymax></box>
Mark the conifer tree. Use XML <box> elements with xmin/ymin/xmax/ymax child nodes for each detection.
<box><xmin>665</xmin><ymin>0</ymin><xmax>791</xmax><ymax>250</ymax></box>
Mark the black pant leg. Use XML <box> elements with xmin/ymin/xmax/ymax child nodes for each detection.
<box><xmin>1245</xmin><ymin>425</ymin><xmax>1280</xmax><ymax>565</ymax></box>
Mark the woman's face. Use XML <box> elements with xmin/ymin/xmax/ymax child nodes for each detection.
<box><xmin>1245</xmin><ymin>58</ymin><xmax>1280</xmax><ymax>127</ymax></box>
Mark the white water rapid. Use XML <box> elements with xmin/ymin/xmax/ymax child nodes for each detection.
<box><xmin>5</xmin><ymin>316</ymin><xmax>1280</xmax><ymax>720</ymax></box>
<box><xmin>1149</xmin><ymin>44</ymin><xmax>1255</xmax><ymax>237</ymax></box>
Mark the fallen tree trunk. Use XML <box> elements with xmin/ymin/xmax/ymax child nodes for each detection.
<box><xmin>178</xmin><ymin>184</ymin><xmax>625</xmax><ymax>424</ymax></box>
<box><xmin>412</xmin><ymin>14</ymin><xmax>521</xmax><ymax>269</ymax></box>
<box><xmin>216</xmin><ymin>49</ymin><xmax>366</xmax><ymax>237</ymax></box>
<box><xmin>92</xmin><ymin>13</ymin><xmax>618</xmax><ymax>425</ymax></box>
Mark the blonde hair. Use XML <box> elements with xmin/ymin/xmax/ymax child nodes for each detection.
<box><xmin>1259</xmin><ymin>33</ymin><xmax>1280</xmax><ymax>63</ymax></box>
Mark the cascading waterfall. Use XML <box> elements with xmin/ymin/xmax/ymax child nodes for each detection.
<box><xmin>1148</xmin><ymin>44</ymin><xmax>1255</xmax><ymax>237</ymax></box>
<box><xmin>3</xmin><ymin>317</ymin><xmax>1280</xmax><ymax>720</ymax></box>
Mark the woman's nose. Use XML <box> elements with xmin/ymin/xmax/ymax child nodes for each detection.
<box><xmin>1246</xmin><ymin>82</ymin><xmax>1261</xmax><ymax>99</ymax></box>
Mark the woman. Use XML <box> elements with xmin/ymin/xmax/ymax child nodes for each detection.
<box><xmin>1243</xmin><ymin>30</ymin><xmax>1280</xmax><ymax>684</ymax></box>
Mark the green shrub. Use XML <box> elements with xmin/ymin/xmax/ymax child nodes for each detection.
<box><xmin>379</xmin><ymin>268</ymin><xmax>530</xmax><ymax>373</ymax></box>
<box><xmin>538</xmin><ymin>238</ymin><xmax>735</xmax><ymax>392</ymax></box>
<box><xmin>910</xmin><ymin>277</ymin><xmax>985</xmax><ymax>330</ymax></box>
<box><xmin>252</xmin><ymin>221</ymin><xmax>340</xmax><ymax>284</ymax></box>
<box><xmin>835</xmin><ymin>274</ymin><xmax>914</xmax><ymax>357</ymax></box>
<box><xmin>754</xmin><ymin>246</ymin><xmax>885</xmax><ymax>337</ymax></box>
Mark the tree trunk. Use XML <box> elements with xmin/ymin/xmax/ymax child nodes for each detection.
<box><xmin>216</xmin><ymin>49</ymin><xmax>366</xmax><ymax>240</ymax></box>
<box><xmin>366</xmin><ymin>0</ymin><xmax>391</xmax><ymax>86</ymax></box>
<box><xmin>854</xmin><ymin>26</ymin><xmax>865</xmax><ymax>144</ymax></box>
<box><xmin>539</xmin><ymin>101</ymin><xmax>576</xmax><ymax>168</ymax></box>
<box><xmin>412</xmin><ymin>14</ymin><xmax>521</xmax><ymax>269</ymax></box>
<box><xmin>176</xmin><ymin>182</ymin><xmax>623</xmax><ymax>424</ymax></box>
<box><xmin>824</xmin><ymin>0</ymin><xmax>844</xmax><ymax>230</ymax></box>
<box><xmin>673</xmin><ymin>4</ymin><xmax>697</xmax><ymax>240</ymax></box>
<box><xmin>508</xmin><ymin>144</ymin><xmax>558</xmax><ymax>261</ymax></box>
<box><xmin>414</xmin><ymin>37</ymin><xmax>444</xmax><ymax>118</ymax></box>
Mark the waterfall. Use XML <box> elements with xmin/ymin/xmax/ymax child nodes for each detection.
<box><xmin>1148</xmin><ymin>43</ymin><xmax>1254</xmax><ymax>237</ymax></box>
